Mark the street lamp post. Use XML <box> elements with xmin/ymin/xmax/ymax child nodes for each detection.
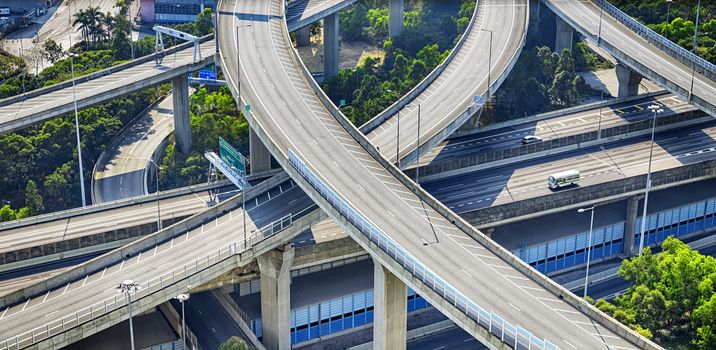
<box><xmin>236</xmin><ymin>24</ymin><xmax>252</xmax><ymax>105</ymax></box>
<box><xmin>68</xmin><ymin>51</ymin><xmax>87</xmax><ymax>208</ymax></box>
<box><xmin>638</xmin><ymin>105</ymin><xmax>663</xmax><ymax>254</ymax></box>
<box><xmin>116</xmin><ymin>280</ymin><xmax>141</xmax><ymax>350</ymax></box>
<box><xmin>481</xmin><ymin>29</ymin><xmax>493</xmax><ymax>96</ymax></box>
<box><xmin>689</xmin><ymin>0</ymin><xmax>701</xmax><ymax>100</ymax></box>
<box><xmin>407</xmin><ymin>104</ymin><xmax>421</xmax><ymax>185</ymax></box>
<box><xmin>665</xmin><ymin>0</ymin><xmax>673</xmax><ymax>39</ymax></box>
<box><xmin>578</xmin><ymin>206</ymin><xmax>596</xmax><ymax>298</ymax></box>
<box><xmin>597</xmin><ymin>2</ymin><xmax>604</xmax><ymax>42</ymax></box>
<box><xmin>148</xmin><ymin>159</ymin><xmax>163</xmax><ymax>230</ymax></box>
<box><xmin>175</xmin><ymin>293</ymin><xmax>190</xmax><ymax>350</ymax></box>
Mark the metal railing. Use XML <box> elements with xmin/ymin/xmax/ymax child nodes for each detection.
<box><xmin>287</xmin><ymin>149</ymin><xmax>559</xmax><ymax>350</ymax></box>
<box><xmin>0</xmin><ymin>208</ymin><xmax>298</xmax><ymax>350</ymax></box>
<box><xmin>594</xmin><ymin>0</ymin><xmax>716</xmax><ymax>80</ymax></box>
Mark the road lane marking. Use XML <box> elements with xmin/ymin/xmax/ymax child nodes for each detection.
<box><xmin>562</xmin><ymin>340</ymin><xmax>577</xmax><ymax>349</ymax></box>
<box><xmin>508</xmin><ymin>302</ymin><xmax>521</xmax><ymax>312</ymax></box>
<box><xmin>461</xmin><ymin>269</ymin><xmax>473</xmax><ymax>278</ymax></box>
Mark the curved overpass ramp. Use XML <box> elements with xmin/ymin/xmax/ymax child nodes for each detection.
<box><xmin>218</xmin><ymin>0</ymin><xmax>655</xmax><ymax>349</ymax></box>
<box><xmin>362</xmin><ymin>0</ymin><xmax>529</xmax><ymax>167</ymax></box>
<box><xmin>543</xmin><ymin>0</ymin><xmax>716</xmax><ymax>118</ymax></box>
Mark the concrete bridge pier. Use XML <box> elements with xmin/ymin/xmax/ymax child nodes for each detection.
<box><xmin>616</xmin><ymin>63</ymin><xmax>643</xmax><ymax>98</ymax></box>
<box><xmin>258</xmin><ymin>246</ymin><xmax>295</xmax><ymax>350</ymax></box>
<box><xmin>555</xmin><ymin>16</ymin><xmax>574</xmax><ymax>53</ymax></box>
<box><xmin>373</xmin><ymin>258</ymin><xmax>407</xmax><ymax>350</ymax></box>
<box><xmin>625</xmin><ymin>195</ymin><xmax>642</xmax><ymax>256</ymax></box>
<box><xmin>172</xmin><ymin>75</ymin><xmax>191</xmax><ymax>154</ymax></box>
<box><xmin>389</xmin><ymin>0</ymin><xmax>405</xmax><ymax>38</ymax></box>
<box><xmin>323</xmin><ymin>14</ymin><xmax>339</xmax><ymax>79</ymax></box>
<box><xmin>250</xmin><ymin>127</ymin><xmax>272</xmax><ymax>175</ymax></box>
<box><xmin>296</xmin><ymin>26</ymin><xmax>311</xmax><ymax>47</ymax></box>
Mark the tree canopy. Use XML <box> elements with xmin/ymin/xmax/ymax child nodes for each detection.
<box><xmin>596</xmin><ymin>237</ymin><xmax>716</xmax><ymax>349</ymax></box>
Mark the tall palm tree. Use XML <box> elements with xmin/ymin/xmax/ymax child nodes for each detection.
<box><xmin>102</xmin><ymin>12</ymin><xmax>116</xmax><ymax>43</ymax></box>
<box><xmin>72</xmin><ymin>9</ymin><xmax>90</xmax><ymax>49</ymax></box>
<box><xmin>85</xmin><ymin>6</ymin><xmax>103</xmax><ymax>47</ymax></box>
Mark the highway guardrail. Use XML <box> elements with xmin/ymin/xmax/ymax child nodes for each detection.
<box><xmin>288</xmin><ymin>149</ymin><xmax>558</xmax><ymax>350</ymax></box>
<box><xmin>594</xmin><ymin>0</ymin><xmax>716</xmax><ymax>82</ymax></box>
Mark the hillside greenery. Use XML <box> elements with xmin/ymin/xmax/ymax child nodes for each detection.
<box><xmin>0</xmin><ymin>3</ymin><xmax>214</xmax><ymax>220</ymax></box>
<box><xmin>595</xmin><ymin>237</ymin><xmax>716</xmax><ymax>349</ymax></box>
<box><xmin>323</xmin><ymin>0</ymin><xmax>475</xmax><ymax>127</ymax></box>
<box><xmin>610</xmin><ymin>0</ymin><xmax>716</xmax><ymax>64</ymax></box>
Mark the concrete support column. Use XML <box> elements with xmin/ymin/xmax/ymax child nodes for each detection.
<box><xmin>249</xmin><ymin>127</ymin><xmax>272</xmax><ymax>175</ymax></box>
<box><xmin>624</xmin><ymin>196</ymin><xmax>641</xmax><ymax>256</ymax></box>
<box><xmin>296</xmin><ymin>26</ymin><xmax>311</xmax><ymax>47</ymax></box>
<box><xmin>257</xmin><ymin>247</ymin><xmax>294</xmax><ymax>350</ymax></box>
<box><xmin>389</xmin><ymin>0</ymin><xmax>404</xmax><ymax>38</ymax></box>
<box><xmin>529</xmin><ymin>0</ymin><xmax>541</xmax><ymax>23</ymax></box>
<box><xmin>323</xmin><ymin>14</ymin><xmax>339</xmax><ymax>79</ymax></box>
<box><xmin>555</xmin><ymin>16</ymin><xmax>573</xmax><ymax>53</ymax></box>
<box><xmin>615</xmin><ymin>63</ymin><xmax>643</xmax><ymax>98</ymax></box>
<box><xmin>373</xmin><ymin>258</ymin><xmax>407</xmax><ymax>350</ymax></box>
<box><xmin>172</xmin><ymin>75</ymin><xmax>191</xmax><ymax>154</ymax></box>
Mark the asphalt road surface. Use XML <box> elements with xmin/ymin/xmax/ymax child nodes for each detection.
<box><xmin>218</xmin><ymin>0</ymin><xmax>642</xmax><ymax>348</ymax></box>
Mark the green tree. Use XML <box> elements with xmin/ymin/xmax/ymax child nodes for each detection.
<box><xmin>43</xmin><ymin>39</ymin><xmax>64</xmax><ymax>64</ymax></box>
<box><xmin>596</xmin><ymin>237</ymin><xmax>716</xmax><ymax>348</ymax></box>
<box><xmin>218</xmin><ymin>337</ymin><xmax>254</xmax><ymax>350</ymax></box>
<box><xmin>24</xmin><ymin>180</ymin><xmax>44</xmax><ymax>215</ymax></box>
<box><xmin>0</xmin><ymin>204</ymin><xmax>16</xmax><ymax>222</ymax></box>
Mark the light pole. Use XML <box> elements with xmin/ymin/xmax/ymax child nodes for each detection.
<box><xmin>597</xmin><ymin>86</ymin><xmax>604</xmax><ymax>139</ymax></box>
<box><xmin>665</xmin><ymin>0</ymin><xmax>673</xmax><ymax>39</ymax></box>
<box><xmin>236</xmin><ymin>24</ymin><xmax>252</xmax><ymax>104</ymax></box>
<box><xmin>689</xmin><ymin>0</ymin><xmax>701</xmax><ymax>100</ymax></box>
<box><xmin>386</xmin><ymin>89</ymin><xmax>401</xmax><ymax>167</ymax></box>
<box><xmin>578</xmin><ymin>206</ymin><xmax>596</xmax><ymax>298</ymax></box>
<box><xmin>116</xmin><ymin>280</ymin><xmax>141</xmax><ymax>350</ymax></box>
<box><xmin>175</xmin><ymin>293</ymin><xmax>190</xmax><ymax>350</ymax></box>
<box><xmin>68</xmin><ymin>51</ymin><xmax>87</xmax><ymax>208</ymax></box>
<box><xmin>638</xmin><ymin>105</ymin><xmax>663</xmax><ymax>254</ymax></box>
<box><xmin>481</xmin><ymin>29</ymin><xmax>493</xmax><ymax>96</ymax></box>
<box><xmin>128</xmin><ymin>1</ymin><xmax>134</xmax><ymax>59</ymax></box>
<box><xmin>597</xmin><ymin>1</ymin><xmax>604</xmax><ymax>42</ymax></box>
<box><xmin>148</xmin><ymin>159</ymin><xmax>163</xmax><ymax>230</ymax></box>
<box><xmin>407</xmin><ymin>104</ymin><xmax>421</xmax><ymax>185</ymax></box>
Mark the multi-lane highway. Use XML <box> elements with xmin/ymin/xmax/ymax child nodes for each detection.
<box><xmin>0</xmin><ymin>40</ymin><xmax>214</xmax><ymax>134</ymax></box>
<box><xmin>421</xmin><ymin>92</ymin><xmax>695</xmax><ymax>164</ymax></box>
<box><xmin>544</xmin><ymin>0</ymin><xmax>716</xmax><ymax>116</ymax></box>
<box><xmin>92</xmin><ymin>95</ymin><xmax>177</xmax><ymax>203</ymax></box>
<box><xmin>286</xmin><ymin>0</ymin><xmax>359</xmax><ymax>32</ymax></box>
<box><xmin>364</xmin><ymin>0</ymin><xmax>529</xmax><ymax>166</ymax></box>
<box><xmin>424</xmin><ymin>121</ymin><xmax>716</xmax><ymax>213</ymax></box>
<box><xmin>218</xmin><ymin>0</ymin><xmax>645</xmax><ymax>348</ymax></box>
<box><xmin>0</xmin><ymin>176</ymin><xmax>318</xmax><ymax>346</ymax></box>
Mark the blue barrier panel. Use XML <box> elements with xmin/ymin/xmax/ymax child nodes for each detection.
<box><xmin>287</xmin><ymin>149</ymin><xmax>559</xmax><ymax>349</ymax></box>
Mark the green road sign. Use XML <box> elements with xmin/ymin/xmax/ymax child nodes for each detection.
<box><xmin>219</xmin><ymin>137</ymin><xmax>246</xmax><ymax>175</ymax></box>
<box><xmin>245</xmin><ymin>104</ymin><xmax>251</xmax><ymax>111</ymax></box>
<box><xmin>339</xmin><ymin>99</ymin><xmax>346</xmax><ymax>107</ymax></box>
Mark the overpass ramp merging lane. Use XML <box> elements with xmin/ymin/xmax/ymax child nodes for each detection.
<box><xmin>543</xmin><ymin>0</ymin><xmax>716</xmax><ymax>118</ymax></box>
<box><xmin>362</xmin><ymin>0</ymin><xmax>529</xmax><ymax>168</ymax></box>
<box><xmin>0</xmin><ymin>39</ymin><xmax>215</xmax><ymax>135</ymax></box>
<box><xmin>0</xmin><ymin>3</ymin><xmax>660</xmax><ymax>344</ymax></box>
<box><xmin>218</xmin><ymin>0</ymin><xmax>653</xmax><ymax>349</ymax></box>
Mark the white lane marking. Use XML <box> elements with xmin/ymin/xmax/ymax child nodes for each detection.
<box><xmin>461</xmin><ymin>269</ymin><xmax>473</xmax><ymax>278</ymax></box>
<box><xmin>562</xmin><ymin>340</ymin><xmax>577</xmax><ymax>349</ymax></box>
<box><xmin>508</xmin><ymin>302</ymin><xmax>521</xmax><ymax>312</ymax></box>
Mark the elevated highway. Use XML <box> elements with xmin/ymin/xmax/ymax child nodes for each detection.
<box><xmin>362</xmin><ymin>0</ymin><xmax>529</xmax><ymax>168</ymax></box>
<box><xmin>0</xmin><ymin>39</ymin><xmax>215</xmax><ymax>135</ymax></box>
<box><xmin>217</xmin><ymin>0</ymin><xmax>652</xmax><ymax>349</ymax></box>
<box><xmin>543</xmin><ymin>0</ymin><xmax>716</xmax><ymax>118</ymax></box>
<box><xmin>0</xmin><ymin>1</ymin><xmax>658</xmax><ymax>349</ymax></box>
<box><xmin>286</xmin><ymin>0</ymin><xmax>359</xmax><ymax>32</ymax></box>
